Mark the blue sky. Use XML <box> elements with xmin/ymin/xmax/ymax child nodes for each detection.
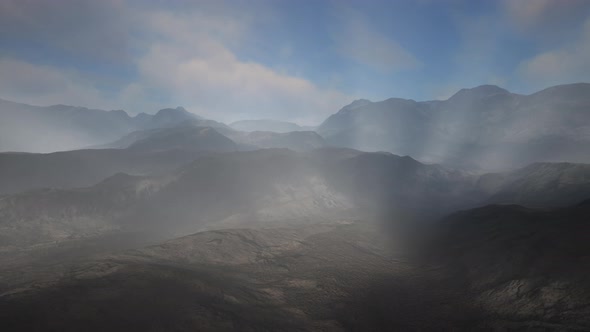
<box><xmin>0</xmin><ymin>0</ymin><xmax>589</xmax><ymax>124</ymax></box>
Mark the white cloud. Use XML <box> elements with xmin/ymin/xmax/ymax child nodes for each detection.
<box><xmin>439</xmin><ymin>0</ymin><xmax>590</xmax><ymax>97</ymax></box>
<box><xmin>501</xmin><ymin>0</ymin><xmax>590</xmax><ymax>34</ymax></box>
<box><xmin>0</xmin><ymin>2</ymin><xmax>353</xmax><ymax>124</ymax></box>
<box><xmin>0</xmin><ymin>58</ymin><xmax>115</xmax><ymax>109</ymax></box>
<box><xmin>332</xmin><ymin>9</ymin><xmax>420</xmax><ymax>72</ymax></box>
<box><xmin>518</xmin><ymin>18</ymin><xmax>590</xmax><ymax>85</ymax></box>
<box><xmin>125</xmin><ymin>9</ymin><xmax>352</xmax><ymax>124</ymax></box>
<box><xmin>0</xmin><ymin>0</ymin><xmax>132</xmax><ymax>63</ymax></box>
<box><xmin>502</xmin><ymin>0</ymin><xmax>553</xmax><ymax>30</ymax></box>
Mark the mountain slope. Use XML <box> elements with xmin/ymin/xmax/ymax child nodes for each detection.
<box><xmin>318</xmin><ymin>83</ymin><xmax>590</xmax><ymax>169</ymax></box>
<box><xmin>478</xmin><ymin>162</ymin><xmax>590</xmax><ymax>207</ymax></box>
<box><xmin>229</xmin><ymin>119</ymin><xmax>314</xmax><ymax>133</ymax></box>
<box><xmin>0</xmin><ymin>127</ymin><xmax>237</xmax><ymax>195</ymax></box>
<box><xmin>125</xmin><ymin>127</ymin><xmax>237</xmax><ymax>153</ymax></box>
<box><xmin>0</xmin><ymin>223</ymin><xmax>403</xmax><ymax>331</ymax></box>
<box><xmin>424</xmin><ymin>200</ymin><xmax>590</xmax><ymax>329</ymax></box>
<box><xmin>226</xmin><ymin>130</ymin><xmax>326</xmax><ymax>151</ymax></box>
<box><xmin>0</xmin><ymin>148</ymin><xmax>476</xmax><ymax>250</ymax></box>
<box><xmin>2</xmin><ymin>149</ymin><xmax>588</xmax><ymax>262</ymax></box>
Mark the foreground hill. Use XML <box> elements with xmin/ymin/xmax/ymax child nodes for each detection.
<box><xmin>0</xmin><ymin>223</ymin><xmax>402</xmax><ymax>331</ymax></box>
<box><xmin>2</xmin><ymin>200</ymin><xmax>590</xmax><ymax>330</ymax></box>
<box><xmin>318</xmin><ymin>83</ymin><xmax>590</xmax><ymax>169</ymax></box>
<box><xmin>422</xmin><ymin>199</ymin><xmax>590</xmax><ymax>329</ymax></box>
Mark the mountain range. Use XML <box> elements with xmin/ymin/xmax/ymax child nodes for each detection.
<box><xmin>0</xmin><ymin>100</ymin><xmax>226</xmax><ymax>152</ymax></box>
<box><xmin>3</xmin><ymin>83</ymin><xmax>590</xmax><ymax>171</ymax></box>
<box><xmin>1</xmin><ymin>82</ymin><xmax>589</xmax><ymax>330</ymax></box>
<box><xmin>318</xmin><ymin>83</ymin><xmax>590</xmax><ymax>169</ymax></box>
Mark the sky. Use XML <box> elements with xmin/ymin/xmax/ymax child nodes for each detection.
<box><xmin>0</xmin><ymin>0</ymin><xmax>589</xmax><ymax>125</ymax></box>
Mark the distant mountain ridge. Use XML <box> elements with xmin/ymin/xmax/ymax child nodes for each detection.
<box><xmin>0</xmin><ymin>126</ymin><xmax>239</xmax><ymax>195</ymax></box>
<box><xmin>230</xmin><ymin>119</ymin><xmax>315</xmax><ymax>133</ymax></box>
<box><xmin>2</xmin><ymin>82</ymin><xmax>589</xmax><ymax>169</ymax></box>
<box><xmin>0</xmin><ymin>100</ymin><xmax>227</xmax><ymax>152</ymax></box>
<box><xmin>318</xmin><ymin>83</ymin><xmax>590</xmax><ymax>170</ymax></box>
<box><xmin>0</xmin><ymin>125</ymin><xmax>333</xmax><ymax>195</ymax></box>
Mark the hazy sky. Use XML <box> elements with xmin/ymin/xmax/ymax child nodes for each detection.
<box><xmin>1</xmin><ymin>0</ymin><xmax>589</xmax><ymax>124</ymax></box>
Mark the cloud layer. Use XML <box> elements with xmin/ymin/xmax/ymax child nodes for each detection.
<box><xmin>0</xmin><ymin>0</ymin><xmax>589</xmax><ymax>124</ymax></box>
<box><xmin>0</xmin><ymin>0</ymin><xmax>353</xmax><ymax>124</ymax></box>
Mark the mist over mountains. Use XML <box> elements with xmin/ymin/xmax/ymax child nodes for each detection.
<box><xmin>3</xmin><ymin>0</ymin><xmax>590</xmax><ymax>328</ymax></box>
<box><xmin>319</xmin><ymin>83</ymin><xmax>590</xmax><ymax>169</ymax></box>
<box><xmin>2</xmin><ymin>83</ymin><xmax>589</xmax><ymax>171</ymax></box>
<box><xmin>0</xmin><ymin>100</ymin><xmax>225</xmax><ymax>152</ymax></box>
<box><xmin>1</xmin><ymin>82</ymin><xmax>589</xmax><ymax>330</ymax></box>
<box><xmin>229</xmin><ymin>119</ymin><xmax>315</xmax><ymax>133</ymax></box>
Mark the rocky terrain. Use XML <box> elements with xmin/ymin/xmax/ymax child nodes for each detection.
<box><xmin>1</xmin><ymin>148</ymin><xmax>589</xmax><ymax>253</ymax></box>
<box><xmin>424</xmin><ymin>199</ymin><xmax>590</xmax><ymax>330</ymax></box>
<box><xmin>2</xmin><ymin>199</ymin><xmax>590</xmax><ymax>331</ymax></box>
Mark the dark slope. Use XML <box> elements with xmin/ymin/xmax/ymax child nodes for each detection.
<box><xmin>479</xmin><ymin>162</ymin><xmax>590</xmax><ymax>207</ymax></box>
<box><xmin>322</xmin><ymin>151</ymin><xmax>478</xmax><ymax>212</ymax></box>
<box><xmin>422</xmin><ymin>200</ymin><xmax>590</xmax><ymax>329</ymax></box>
<box><xmin>3</xmin><ymin>201</ymin><xmax>590</xmax><ymax>331</ymax></box>
<box><xmin>318</xmin><ymin>83</ymin><xmax>590</xmax><ymax>169</ymax></box>
<box><xmin>126</xmin><ymin>126</ymin><xmax>237</xmax><ymax>153</ymax></box>
<box><xmin>0</xmin><ymin>223</ymin><xmax>399</xmax><ymax>332</ymax></box>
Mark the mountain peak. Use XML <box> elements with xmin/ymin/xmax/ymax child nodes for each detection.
<box><xmin>349</xmin><ymin>99</ymin><xmax>372</xmax><ymax>107</ymax></box>
<box><xmin>154</xmin><ymin>107</ymin><xmax>202</xmax><ymax>120</ymax></box>
<box><xmin>448</xmin><ymin>85</ymin><xmax>509</xmax><ymax>102</ymax></box>
<box><xmin>156</xmin><ymin>106</ymin><xmax>188</xmax><ymax>116</ymax></box>
<box><xmin>338</xmin><ymin>99</ymin><xmax>372</xmax><ymax>113</ymax></box>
